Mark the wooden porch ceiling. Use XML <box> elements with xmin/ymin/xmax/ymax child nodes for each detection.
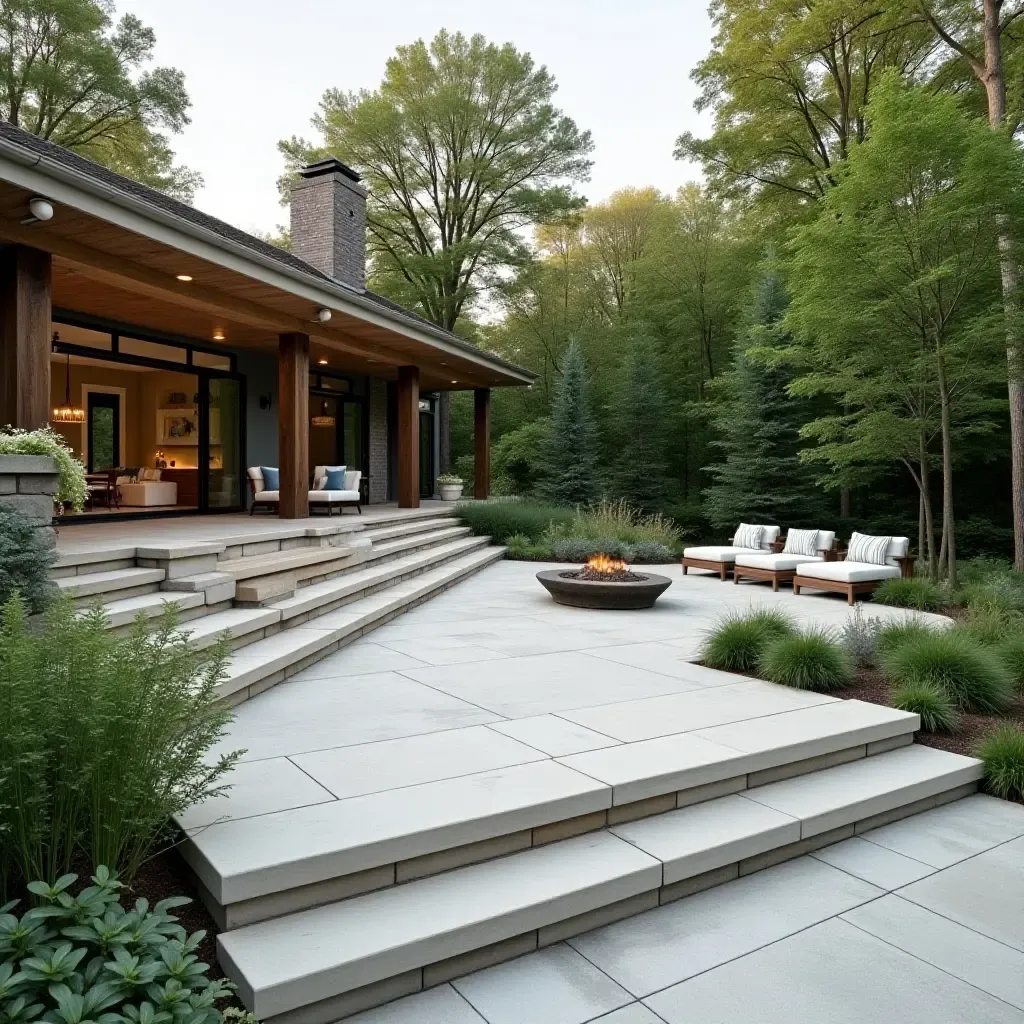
<box><xmin>0</xmin><ymin>179</ymin><xmax>526</xmax><ymax>392</ymax></box>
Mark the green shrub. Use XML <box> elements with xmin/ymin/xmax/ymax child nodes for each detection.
<box><xmin>891</xmin><ymin>682</ymin><xmax>960</xmax><ymax>733</ymax></box>
<box><xmin>760</xmin><ymin>627</ymin><xmax>854</xmax><ymax>692</ymax></box>
<box><xmin>0</xmin><ymin>596</ymin><xmax>240</xmax><ymax>899</ymax></box>
<box><xmin>701</xmin><ymin>608</ymin><xmax>797</xmax><ymax>674</ymax></box>
<box><xmin>0</xmin><ymin>865</ymin><xmax>237</xmax><ymax>1022</ymax></box>
<box><xmin>873</xmin><ymin>577</ymin><xmax>943</xmax><ymax>612</ymax></box>
<box><xmin>550</xmin><ymin>535</ymin><xmax>631</xmax><ymax>562</ymax></box>
<box><xmin>842</xmin><ymin>605</ymin><xmax>883</xmax><ymax>668</ymax></box>
<box><xmin>505</xmin><ymin>533</ymin><xmax>553</xmax><ymax>561</ymax></box>
<box><xmin>994</xmin><ymin>632</ymin><xmax>1024</xmax><ymax>690</ymax></box>
<box><xmin>491</xmin><ymin>419</ymin><xmax>550</xmax><ymax>496</ymax></box>
<box><xmin>882</xmin><ymin>629</ymin><xmax>1015</xmax><ymax>714</ymax></box>
<box><xmin>978</xmin><ymin>725</ymin><xmax>1024</xmax><ymax>802</ymax></box>
<box><xmin>0</xmin><ymin>427</ymin><xmax>87</xmax><ymax>511</ymax></box>
<box><xmin>0</xmin><ymin>506</ymin><xmax>57</xmax><ymax>613</ymax></box>
<box><xmin>547</xmin><ymin>498</ymin><xmax>682</xmax><ymax>548</ymax></box>
<box><xmin>875</xmin><ymin>618</ymin><xmax>936</xmax><ymax>657</ymax></box>
<box><xmin>456</xmin><ymin>500</ymin><xmax>573</xmax><ymax>543</ymax></box>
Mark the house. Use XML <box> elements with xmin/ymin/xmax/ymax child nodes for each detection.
<box><xmin>0</xmin><ymin>122</ymin><xmax>534</xmax><ymax>518</ymax></box>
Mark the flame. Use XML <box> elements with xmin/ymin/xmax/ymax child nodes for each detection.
<box><xmin>585</xmin><ymin>553</ymin><xmax>628</xmax><ymax>575</ymax></box>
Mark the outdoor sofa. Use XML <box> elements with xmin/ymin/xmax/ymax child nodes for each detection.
<box><xmin>681</xmin><ymin>523</ymin><xmax>782</xmax><ymax>580</ymax></box>
<box><xmin>733</xmin><ymin>528</ymin><xmax>837</xmax><ymax>592</ymax></box>
<box><xmin>247</xmin><ymin>465</ymin><xmax>363</xmax><ymax>516</ymax></box>
<box><xmin>793</xmin><ymin>533</ymin><xmax>914</xmax><ymax>605</ymax></box>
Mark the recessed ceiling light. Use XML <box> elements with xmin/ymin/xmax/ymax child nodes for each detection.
<box><xmin>450</xmin><ymin>379</ymin><xmax>457</xmax><ymax>384</ymax></box>
<box><xmin>318</xmin><ymin>358</ymin><xmax>329</xmax><ymax>365</ymax></box>
<box><xmin>176</xmin><ymin>274</ymin><xmax>193</xmax><ymax>282</ymax></box>
<box><xmin>213</xmin><ymin>331</ymin><xmax>225</xmax><ymax>341</ymax></box>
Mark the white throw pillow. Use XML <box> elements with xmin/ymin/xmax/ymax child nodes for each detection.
<box><xmin>847</xmin><ymin>532</ymin><xmax>892</xmax><ymax>565</ymax></box>
<box><xmin>784</xmin><ymin>528</ymin><xmax>820</xmax><ymax>557</ymax></box>
<box><xmin>733</xmin><ymin>523</ymin><xmax>764</xmax><ymax>550</ymax></box>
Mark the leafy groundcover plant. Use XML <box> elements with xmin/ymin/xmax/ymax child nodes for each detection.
<box><xmin>0</xmin><ymin>595</ymin><xmax>241</xmax><ymax>900</ymax></box>
<box><xmin>0</xmin><ymin>866</ymin><xmax>244</xmax><ymax>1024</ymax></box>
<box><xmin>0</xmin><ymin>428</ymin><xmax>87</xmax><ymax>512</ymax></box>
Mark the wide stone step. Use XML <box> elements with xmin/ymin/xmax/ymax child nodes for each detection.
<box><xmin>182</xmin><ymin>699</ymin><xmax>919</xmax><ymax>929</ymax></box>
<box><xmin>178</xmin><ymin>606</ymin><xmax>283</xmax><ymax>652</ymax></box>
<box><xmin>212</xmin><ymin>546</ymin><xmax>505</xmax><ymax>705</ymax></box>
<box><xmin>269</xmin><ymin>535</ymin><xmax>491</xmax><ymax>621</ymax></box>
<box><xmin>363</xmin><ymin>525</ymin><xmax>473</xmax><ymax>563</ymax></box>
<box><xmin>88</xmin><ymin>589</ymin><xmax>207</xmax><ymax>629</ymax></box>
<box><xmin>359</xmin><ymin>516</ymin><xmax>459</xmax><ymax>544</ymax></box>
<box><xmin>215</xmin><ymin>545</ymin><xmax>365</xmax><ymax>584</ymax></box>
<box><xmin>56</xmin><ymin>566</ymin><xmax>165</xmax><ymax>601</ymax></box>
<box><xmin>215</xmin><ymin>744</ymin><xmax>981</xmax><ymax>1024</ymax></box>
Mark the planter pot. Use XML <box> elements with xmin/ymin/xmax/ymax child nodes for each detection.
<box><xmin>439</xmin><ymin>484</ymin><xmax>464</xmax><ymax>502</ymax></box>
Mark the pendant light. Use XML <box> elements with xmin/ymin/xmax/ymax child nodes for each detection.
<box><xmin>52</xmin><ymin>342</ymin><xmax>85</xmax><ymax>424</ymax></box>
<box><xmin>311</xmin><ymin>398</ymin><xmax>336</xmax><ymax>428</ymax></box>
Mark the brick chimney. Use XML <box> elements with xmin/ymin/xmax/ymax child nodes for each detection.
<box><xmin>290</xmin><ymin>157</ymin><xmax>367</xmax><ymax>289</ymax></box>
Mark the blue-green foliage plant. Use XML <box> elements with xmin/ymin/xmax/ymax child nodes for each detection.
<box><xmin>0</xmin><ymin>867</ymin><xmax>237</xmax><ymax>1024</ymax></box>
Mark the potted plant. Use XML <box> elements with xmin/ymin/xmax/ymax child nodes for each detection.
<box><xmin>437</xmin><ymin>473</ymin><xmax>464</xmax><ymax>501</ymax></box>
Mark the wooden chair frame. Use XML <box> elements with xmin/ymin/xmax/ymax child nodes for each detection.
<box><xmin>733</xmin><ymin>537</ymin><xmax>839</xmax><ymax>592</ymax></box>
<box><xmin>681</xmin><ymin>536</ymin><xmax>785</xmax><ymax>581</ymax></box>
<box><xmin>793</xmin><ymin>550</ymin><xmax>916</xmax><ymax>605</ymax></box>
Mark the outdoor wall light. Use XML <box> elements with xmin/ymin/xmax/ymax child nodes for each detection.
<box><xmin>316</xmin><ymin>307</ymin><xmax>332</xmax><ymax>323</ymax></box>
<box><xmin>22</xmin><ymin>197</ymin><xmax>54</xmax><ymax>224</ymax></box>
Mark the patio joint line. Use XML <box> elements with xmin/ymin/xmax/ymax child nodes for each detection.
<box><xmin>857</xmin><ymin>816</ymin><xmax>1024</xmax><ymax>872</ymax></box>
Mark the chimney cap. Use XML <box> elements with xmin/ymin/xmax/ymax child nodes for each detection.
<box><xmin>300</xmin><ymin>157</ymin><xmax>362</xmax><ymax>184</ymax></box>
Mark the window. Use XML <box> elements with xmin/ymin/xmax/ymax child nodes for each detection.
<box><xmin>53</xmin><ymin>324</ymin><xmax>111</xmax><ymax>351</ymax></box>
<box><xmin>192</xmin><ymin>350</ymin><xmax>232</xmax><ymax>371</ymax></box>
<box><xmin>119</xmin><ymin>337</ymin><xmax>187</xmax><ymax>363</ymax></box>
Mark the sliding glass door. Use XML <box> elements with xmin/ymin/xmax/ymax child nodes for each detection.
<box><xmin>201</xmin><ymin>376</ymin><xmax>243</xmax><ymax>510</ymax></box>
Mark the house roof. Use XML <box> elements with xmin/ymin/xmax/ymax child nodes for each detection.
<box><xmin>0</xmin><ymin>120</ymin><xmax>534</xmax><ymax>384</ymax></box>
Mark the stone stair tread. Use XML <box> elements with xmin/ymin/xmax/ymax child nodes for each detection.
<box><xmin>179</xmin><ymin>606</ymin><xmax>282</xmax><ymax>649</ymax></box>
<box><xmin>359</xmin><ymin>517</ymin><xmax>458</xmax><ymax>543</ymax></box>
<box><xmin>269</xmin><ymin>535</ymin><xmax>489</xmax><ymax>619</ymax></box>
<box><xmin>55</xmin><ymin>566</ymin><xmax>165</xmax><ymax>597</ymax></box>
<box><xmin>89</xmin><ymin>589</ymin><xmax>206</xmax><ymax>628</ymax></box>
<box><xmin>182</xmin><ymin>698</ymin><xmax>919</xmax><ymax>909</ymax></box>
<box><xmin>216</xmin><ymin>745</ymin><xmax>981</xmax><ymax>1021</ymax></box>
<box><xmin>367</xmin><ymin>525</ymin><xmax>471</xmax><ymax>559</ymax></box>
<box><xmin>216</xmin><ymin>546</ymin><xmax>360</xmax><ymax>582</ymax></box>
<box><xmin>214</xmin><ymin>547</ymin><xmax>504</xmax><ymax>699</ymax></box>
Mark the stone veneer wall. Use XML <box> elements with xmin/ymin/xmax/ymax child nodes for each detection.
<box><xmin>0</xmin><ymin>454</ymin><xmax>58</xmax><ymax>543</ymax></box>
<box><xmin>368</xmin><ymin>378</ymin><xmax>388</xmax><ymax>504</ymax></box>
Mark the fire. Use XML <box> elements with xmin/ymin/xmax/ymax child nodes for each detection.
<box><xmin>585</xmin><ymin>553</ymin><xmax>628</xmax><ymax>575</ymax></box>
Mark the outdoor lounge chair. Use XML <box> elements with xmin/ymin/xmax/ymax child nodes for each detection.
<box><xmin>309</xmin><ymin>465</ymin><xmax>362</xmax><ymax>516</ymax></box>
<box><xmin>733</xmin><ymin>528</ymin><xmax>837</xmax><ymax>592</ymax></box>
<box><xmin>792</xmin><ymin>533</ymin><xmax>914</xmax><ymax>605</ymax></box>
<box><xmin>681</xmin><ymin>523</ymin><xmax>782</xmax><ymax>581</ymax></box>
<box><xmin>247</xmin><ymin>467</ymin><xmax>279</xmax><ymax>514</ymax></box>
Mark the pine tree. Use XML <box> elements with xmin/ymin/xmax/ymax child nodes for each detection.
<box><xmin>702</xmin><ymin>262</ymin><xmax>822</xmax><ymax>531</ymax></box>
<box><xmin>538</xmin><ymin>341</ymin><xmax>601</xmax><ymax>505</ymax></box>
<box><xmin>614</xmin><ymin>336</ymin><xmax>670</xmax><ymax>510</ymax></box>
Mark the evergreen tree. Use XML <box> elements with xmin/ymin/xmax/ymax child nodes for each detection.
<box><xmin>538</xmin><ymin>341</ymin><xmax>601</xmax><ymax>505</ymax></box>
<box><xmin>702</xmin><ymin>262</ymin><xmax>821</xmax><ymax>530</ymax></box>
<box><xmin>613</xmin><ymin>336</ymin><xmax>670</xmax><ymax>510</ymax></box>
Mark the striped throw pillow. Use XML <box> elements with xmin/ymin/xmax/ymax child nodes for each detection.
<box><xmin>847</xmin><ymin>532</ymin><xmax>892</xmax><ymax>566</ymax></box>
<box><xmin>733</xmin><ymin>523</ymin><xmax>764</xmax><ymax>550</ymax></box>
<box><xmin>783</xmin><ymin>528</ymin><xmax>820</xmax><ymax>557</ymax></box>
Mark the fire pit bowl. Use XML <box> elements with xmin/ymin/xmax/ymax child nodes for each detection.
<box><xmin>536</xmin><ymin>556</ymin><xmax>672</xmax><ymax>610</ymax></box>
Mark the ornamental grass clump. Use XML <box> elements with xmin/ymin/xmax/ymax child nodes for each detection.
<box><xmin>873</xmin><ymin>577</ymin><xmax>943</xmax><ymax>612</ymax></box>
<box><xmin>760</xmin><ymin>626</ymin><xmax>854</xmax><ymax>693</ymax></box>
<box><xmin>881</xmin><ymin>629</ymin><xmax>1015</xmax><ymax>715</ymax></box>
<box><xmin>701</xmin><ymin>608</ymin><xmax>797</xmax><ymax>674</ymax></box>
<box><xmin>978</xmin><ymin>725</ymin><xmax>1024</xmax><ymax>802</ymax></box>
<box><xmin>891</xmin><ymin>682</ymin><xmax>960</xmax><ymax>734</ymax></box>
<box><xmin>995</xmin><ymin>632</ymin><xmax>1024</xmax><ymax>691</ymax></box>
<box><xmin>456</xmin><ymin>499</ymin><xmax>573</xmax><ymax>543</ymax></box>
<box><xmin>0</xmin><ymin>866</ymin><xmax>238</xmax><ymax>1023</ymax></box>
<box><xmin>875</xmin><ymin>618</ymin><xmax>936</xmax><ymax>659</ymax></box>
<box><xmin>0</xmin><ymin>595</ymin><xmax>241</xmax><ymax>901</ymax></box>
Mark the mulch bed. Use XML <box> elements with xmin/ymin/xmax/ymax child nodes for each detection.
<box><xmin>845</xmin><ymin>665</ymin><xmax>1024</xmax><ymax>761</ymax></box>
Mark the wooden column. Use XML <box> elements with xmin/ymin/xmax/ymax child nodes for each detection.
<box><xmin>474</xmin><ymin>388</ymin><xmax>491</xmax><ymax>500</ymax></box>
<box><xmin>278</xmin><ymin>332</ymin><xmax>309</xmax><ymax>519</ymax></box>
<box><xmin>397</xmin><ymin>365</ymin><xmax>420</xmax><ymax>508</ymax></box>
<box><xmin>0</xmin><ymin>246</ymin><xmax>52</xmax><ymax>429</ymax></box>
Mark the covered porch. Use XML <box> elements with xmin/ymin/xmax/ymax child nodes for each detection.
<box><xmin>0</xmin><ymin>127</ymin><xmax>531</xmax><ymax>519</ymax></box>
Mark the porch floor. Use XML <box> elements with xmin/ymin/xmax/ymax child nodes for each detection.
<box><xmin>54</xmin><ymin>501</ymin><xmax>454</xmax><ymax>556</ymax></box>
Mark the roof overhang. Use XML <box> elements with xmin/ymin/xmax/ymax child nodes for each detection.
<box><xmin>0</xmin><ymin>134</ymin><xmax>535</xmax><ymax>391</ymax></box>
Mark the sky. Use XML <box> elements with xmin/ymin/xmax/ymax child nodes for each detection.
<box><xmin>119</xmin><ymin>0</ymin><xmax>714</xmax><ymax>235</ymax></box>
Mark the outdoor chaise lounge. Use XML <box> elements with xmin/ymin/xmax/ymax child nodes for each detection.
<box><xmin>247</xmin><ymin>465</ymin><xmax>363</xmax><ymax>516</ymax></box>
<box><xmin>733</xmin><ymin>528</ymin><xmax>837</xmax><ymax>592</ymax></box>
<box><xmin>793</xmin><ymin>533</ymin><xmax>914</xmax><ymax>605</ymax></box>
<box><xmin>681</xmin><ymin>523</ymin><xmax>782</xmax><ymax>581</ymax></box>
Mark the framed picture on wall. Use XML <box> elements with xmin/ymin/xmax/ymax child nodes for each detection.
<box><xmin>156</xmin><ymin>408</ymin><xmax>199</xmax><ymax>445</ymax></box>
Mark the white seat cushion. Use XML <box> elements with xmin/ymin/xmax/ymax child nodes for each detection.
<box><xmin>308</xmin><ymin>490</ymin><xmax>360</xmax><ymax>502</ymax></box>
<box><xmin>684</xmin><ymin>545</ymin><xmax>763</xmax><ymax>564</ymax></box>
<box><xmin>735</xmin><ymin>552</ymin><xmax>824</xmax><ymax>571</ymax></box>
<box><xmin>253</xmin><ymin>489</ymin><xmax>279</xmax><ymax>501</ymax></box>
<box><xmin>796</xmin><ymin>561</ymin><xmax>901</xmax><ymax>584</ymax></box>
<box><xmin>118</xmin><ymin>481</ymin><xmax>178</xmax><ymax>507</ymax></box>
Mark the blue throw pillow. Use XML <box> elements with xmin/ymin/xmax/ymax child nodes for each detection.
<box><xmin>260</xmin><ymin>466</ymin><xmax>279</xmax><ymax>491</ymax></box>
<box><xmin>324</xmin><ymin>467</ymin><xmax>348</xmax><ymax>490</ymax></box>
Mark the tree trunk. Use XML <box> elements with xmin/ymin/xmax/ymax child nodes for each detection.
<box><xmin>935</xmin><ymin>344</ymin><xmax>957</xmax><ymax>588</ymax></box>
<box><xmin>840</xmin><ymin>487</ymin><xmax>851</xmax><ymax>519</ymax></box>
<box><xmin>919</xmin><ymin>436</ymin><xmax>937</xmax><ymax>579</ymax></box>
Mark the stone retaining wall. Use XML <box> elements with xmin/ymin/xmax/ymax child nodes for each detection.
<box><xmin>0</xmin><ymin>454</ymin><xmax>58</xmax><ymax>542</ymax></box>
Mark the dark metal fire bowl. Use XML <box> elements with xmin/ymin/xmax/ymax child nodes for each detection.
<box><xmin>536</xmin><ymin>569</ymin><xmax>673</xmax><ymax>609</ymax></box>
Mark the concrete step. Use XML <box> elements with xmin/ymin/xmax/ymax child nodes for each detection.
<box><xmin>216</xmin><ymin>545</ymin><xmax>366</xmax><ymax>584</ymax></box>
<box><xmin>212</xmin><ymin>546</ymin><xmax>505</xmax><ymax>706</ymax></box>
<box><xmin>215</xmin><ymin>744</ymin><xmax>982</xmax><ymax>1024</ymax></box>
<box><xmin>88</xmin><ymin>589</ymin><xmax>208</xmax><ymax>629</ymax></box>
<box><xmin>182</xmin><ymin>699</ymin><xmax>921</xmax><ymax>931</ymax></box>
<box><xmin>359</xmin><ymin>525</ymin><xmax>473</xmax><ymax>565</ymax></box>
<box><xmin>359</xmin><ymin>516</ymin><xmax>459</xmax><ymax>544</ymax></box>
<box><xmin>56</xmin><ymin>566</ymin><xmax>166</xmax><ymax>604</ymax></box>
<box><xmin>269</xmin><ymin>535</ymin><xmax>491</xmax><ymax>622</ymax></box>
<box><xmin>178</xmin><ymin>606</ymin><xmax>283</xmax><ymax>652</ymax></box>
